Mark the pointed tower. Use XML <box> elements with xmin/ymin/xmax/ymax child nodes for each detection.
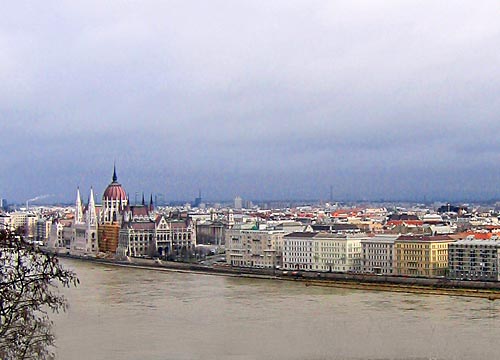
<box><xmin>112</xmin><ymin>162</ymin><xmax>118</xmax><ymax>182</ymax></box>
<box><xmin>149</xmin><ymin>194</ymin><xmax>154</xmax><ymax>212</ymax></box>
<box><xmin>86</xmin><ymin>187</ymin><xmax>97</xmax><ymax>227</ymax></box>
<box><xmin>85</xmin><ymin>186</ymin><xmax>98</xmax><ymax>253</ymax></box>
<box><xmin>141</xmin><ymin>192</ymin><xmax>145</xmax><ymax>206</ymax></box>
<box><xmin>75</xmin><ymin>187</ymin><xmax>84</xmax><ymax>224</ymax></box>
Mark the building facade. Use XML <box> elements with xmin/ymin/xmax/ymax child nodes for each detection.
<box><xmin>394</xmin><ymin>235</ymin><xmax>455</xmax><ymax>277</ymax></box>
<box><xmin>282</xmin><ymin>232</ymin><xmax>364</xmax><ymax>272</ymax></box>
<box><xmin>226</xmin><ymin>228</ymin><xmax>284</xmax><ymax>269</ymax></box>
<box><xmin>361</xmin><ymin>235</ymin><xmax>397</xmax><ymax>274</ymax></box>
<box><xmin>448</xmin><ymin>238</ymin><xmax>500</xmax><ymax>281</ymax></box>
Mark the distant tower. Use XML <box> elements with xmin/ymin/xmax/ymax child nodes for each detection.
<box><xmin>193</xmin><ymin>189</ymin><xmax>202</xmax><ymax>208</ymax></box>
<box><xmin>210</xmin><ymin>208</ymin><xmax>216</xmax><ymax>222</ymax></box>
<box><xmin>234</xmin><ymin>196</ymin><xmax>243</xmax><ymax>210</ymax></box>
<box><xmin>75</xmin><ymin>187</ymin><xmax>84</xmax><ymax>224</ymax></box>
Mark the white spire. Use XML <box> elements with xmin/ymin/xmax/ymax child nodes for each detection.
<box><xmin>75</xmin><ymin>187</ymin><xmax>84</xmax><ymax>224</ymax></box>
<box><xmin>86</xmin><ymin>187</ymin><xmax>97</xmax><ymax>226</ymax></box>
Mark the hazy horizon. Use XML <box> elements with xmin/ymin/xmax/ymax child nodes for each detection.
<box><xmin>1</xmin><ymin>1</ymin><xmax>499</xmax><ymax>203</ymax></box>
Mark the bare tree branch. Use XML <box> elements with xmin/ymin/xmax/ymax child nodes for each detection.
<box><xmin>0</xmin><ymin>229</ymin><xmax>78</xmax><ymax>359</ymax></box>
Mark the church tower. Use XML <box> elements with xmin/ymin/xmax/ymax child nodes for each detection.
<box><xmin>86</xmin><ymin>187</ymin><xmax>97</xmax><ymax>227</ymax></box>
<box><xmin>75</xmin><ymin>187</ymin><xmax>84</xmax><ymax>224</ymax></box>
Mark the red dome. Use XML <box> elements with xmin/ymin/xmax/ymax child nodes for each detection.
<box><xmin>103</xmin><ymin>165</ymin><xmax>127</xmax><ymax>201</ymax></box>
<box><xmin>103</xmin><ymin>183</ymin><xmax>127</xmax><ymax>200</ymax></box>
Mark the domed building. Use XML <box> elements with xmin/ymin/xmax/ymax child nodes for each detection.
<box><xmin>101</xmin><ymin>165</ymin><xmax>128</xmax><ymax>224</ymax></box>
<box><xmin>57</xmin><ymin>164</ymin><xmax>198</xmax><ymax>259</ymax></box>
<box><xmin>96</xmin><ymin>165</ymin><xmax>129</xmax><ymax>254</ymax></box>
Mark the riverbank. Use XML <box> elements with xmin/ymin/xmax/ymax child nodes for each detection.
<box><xmin>51</xmin><ymin>251</ymin><xmax>500</xmax><ymax>300</ymax></box>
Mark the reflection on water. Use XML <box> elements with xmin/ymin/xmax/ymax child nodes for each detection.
<box><xmin>54</xmin><ymin>259</ymin><xmax>500</xmax><ymax>360</ymax></box>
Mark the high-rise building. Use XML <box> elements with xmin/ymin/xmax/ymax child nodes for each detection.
<box><xmin>234</xmin><ymin>196</ymin><xmax>243</xmax><ymax>210</ymax></box>
<box><xmin>193</xmin><ymin>190</ymin><xmax>202</xmax><ymax>208</ymax></box>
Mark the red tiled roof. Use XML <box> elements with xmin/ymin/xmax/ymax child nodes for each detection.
<box><xmin>453</xmin><ymin>231</ymin><xmax>495</xmax><ymax>240</ymax></box>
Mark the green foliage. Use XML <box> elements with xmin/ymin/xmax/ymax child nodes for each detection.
<box><xmin>0</xmin><ymin>229</ymin><xmax>78</xmax><ymax>359</ymax></box>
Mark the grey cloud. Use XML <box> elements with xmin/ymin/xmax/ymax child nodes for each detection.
<box><xmin>1</xmin><ymin>1</ymin><xmax>499</xmax><ymax>202</ymax></box>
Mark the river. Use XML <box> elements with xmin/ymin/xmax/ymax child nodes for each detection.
<box><xmin>53</xmin><ymin>258</ymin><xmax>500</xmax><ymax>360</ymax></box>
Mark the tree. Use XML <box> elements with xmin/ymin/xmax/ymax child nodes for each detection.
<box><xmin>0</xmin><ymin>228</ymin><xmax>78</xmax><ymax>359</ymax></box>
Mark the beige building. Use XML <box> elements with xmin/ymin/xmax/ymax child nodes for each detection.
<box><xmin>226</xmin><ymin>228</ymin><xmax>284</xmax><ymax>269</ymax></box>
<box><xmin>2</xmin><ymin>212</ymin><xmax>37</xmax><ymax>241</ymax></box>
<box><xmin>394</xmin><ymin>235</ymin><xmax>455</xmax><ymax>277</ymax></box>
<box><xmin>283</xmin><ymin>232</ymin><xmax>364</xmax><ymax>272</ymax></box>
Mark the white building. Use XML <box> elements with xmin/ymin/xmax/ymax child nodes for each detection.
<box><xmin>226</xmin><ymin>227</ymin><xmax>284</xmax><ymax>269</ymax></box>
<box><xmin>361</xmin><ymin>235</ymin><xmax>398</xmax><ymax>275</ymax></box>
<box><xmin>71</xmin><ymin>187</ymin><xmax>98</xmax><ymax>254</ymax></box>
<box><xmin>282</xmin><ymin>232</ymin><xmax>315</xmax><ymax>271</ymax></box>
<box><xmin>48</xmin><ymin>220</ymin><xmax>65</xmax><ymax>249</ymax></box>
<box><xmin>283</xmin><ymin>232</ymin><xmax>364</xmax><ymax>272</ymax></box>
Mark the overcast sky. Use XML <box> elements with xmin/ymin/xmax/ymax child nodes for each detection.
<box><xmin>1</xmin><ymin>1</ymin><xmax>499</xmax><ymax>204</ymax></box>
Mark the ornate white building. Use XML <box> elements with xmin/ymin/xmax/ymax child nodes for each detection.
<box><xmin>72</xmin><ymin>187</ymin><xmax>98</xmax><ymax>253</ymax></box>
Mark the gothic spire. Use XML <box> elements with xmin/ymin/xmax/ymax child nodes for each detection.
<box><xmin>87</xmin><ymin>187</ymin><xmax>97</xmax><ymax>226</ymax></box>
<box><xmin>112</xmin><ymin>163</ymin><xmax>118</xmax><ymax>182</ymax></box>
<box><xmin>75</xmin><ymin>187</ymin><xmax>84</xmax><ymax>224</ymax></box>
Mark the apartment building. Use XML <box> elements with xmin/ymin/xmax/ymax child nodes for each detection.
<box><xmin>283</xmin><ymin>232</ymin><xmax>364</xmax><ymax>272</ymax></box>
<box><xmin>448</xmin><ymin>238</ymin><xmax>500</xmax><ymax>281</ymax></box>
<box><xmin>226</xmin><ymin>228</ymin><xmax>284</xmax><ymax>269</ymax></box>
<box><xmin>394</xmin><ymin>235</ymin><xmax>455</xmax><ymax>277</ymax></box>
<box><xmin>361</xmin><ymin>235</ymin><xmax>398</xmax><ymax>274</ymax></box>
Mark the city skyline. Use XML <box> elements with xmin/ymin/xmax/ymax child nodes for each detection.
<box><xmin>1</xmin><ymin>2</ymin><xmax>499</xmax><ymax>203</ymax></box>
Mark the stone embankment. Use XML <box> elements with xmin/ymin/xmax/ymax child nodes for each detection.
<box><xmin>54</xmin><ymin>252</ymin><xmax>500</xmax><ymax>300</ymax></box>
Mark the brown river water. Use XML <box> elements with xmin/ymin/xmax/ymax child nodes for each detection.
<box><xmin>53</xmin><ymin>258</ymin><xmax>500</xmax><ymax>360</ymax></box>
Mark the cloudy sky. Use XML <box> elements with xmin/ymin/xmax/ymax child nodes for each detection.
<box><xmin>1</xmin><ymin>1</ymin><xmax>499</xmax><ymax>204</ymax></box>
